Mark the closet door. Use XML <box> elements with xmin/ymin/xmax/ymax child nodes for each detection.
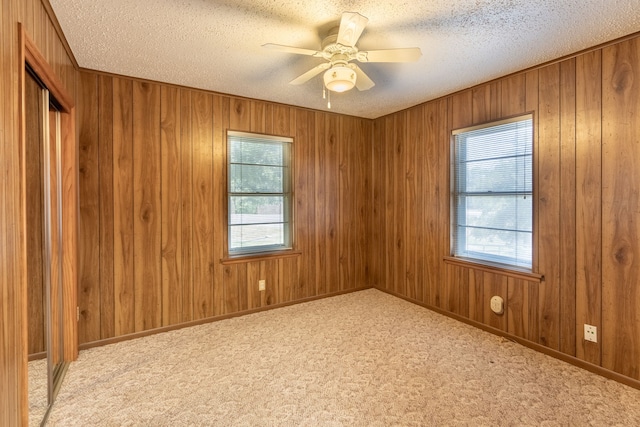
<box><xmin>26</xmin><ymin>70</ymin><xmax>67</xmax><ymax>426</ymax></box>
<box><xmin>25</xmin><ymin>69</ymin><xmax>49</xmax><ymax>425</ymax></box>
<box><xmin>46</xmin><ymin>93</ymin><xmax>65</xmax><ymax>393</ymax></box>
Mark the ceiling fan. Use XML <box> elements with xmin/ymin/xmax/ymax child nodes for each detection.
<box><xmin>263</xmin><ymin>12</ymin><xmax>422</xmax><ymax>94</ymax></box>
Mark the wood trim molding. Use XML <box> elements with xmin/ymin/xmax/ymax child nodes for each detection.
<box><xmin>23</xmin><ymin>28</ymin><xmax>74</xmax><ymax>111</ymax></box>
<box><xmin>220</xmin><ymin>250</ymin><xmax>302</xmax><ymax>265</ymax></box>
<box><xmin>443</xmin><ymin>256</ymin><xmax>544</xmax><ymax>283</ymax></box>
<box><xmin>17</xmin><ymin>22</ymin><xmax>29</xmax><ymax>427</ymax></box>
<box><xmin>377</xmin><ymin>287</ymin><xmax>640</xmax><ymax>391</ymax></box>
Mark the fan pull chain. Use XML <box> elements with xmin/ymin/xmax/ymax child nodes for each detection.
<box><xmin>327</xmin><ymin>89</ymin><xmax>331</xmax><ymax>109</ymax></box>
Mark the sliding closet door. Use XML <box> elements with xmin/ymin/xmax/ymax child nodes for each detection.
<box><xmin>25</xmin><ymin>68</ymin><xmax>49</xmax><ymax>425</ymax></box>
<box><xmin>21</xmin><ymin>26</ymin><xmax>79</xmax><ymax>425</ymax></box>
<box><xmin>46</xmin><ymin>95</ymin><xmax>65</xmax><ymax>389</ymax></box>
<box><xmin>26</xmin><ymin>70</ymin><xmax>67</xmax><ymax>425</ymax></box>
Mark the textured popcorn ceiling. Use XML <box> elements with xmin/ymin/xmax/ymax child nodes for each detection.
<box><xmin>50</xmin><ymin>0</ymin><xmax>640</xmax><ymax>119</ymax></box>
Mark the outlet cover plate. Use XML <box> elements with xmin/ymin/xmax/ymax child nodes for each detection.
<box><xmin>584</xmin><ymin>324</ymin><xmax>597</xmax><ymax>343</ymax></box>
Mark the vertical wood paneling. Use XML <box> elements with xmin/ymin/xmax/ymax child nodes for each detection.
<box><xmin>371</xmin><ymin>118</ymin><xmax>384</xmax><ymax>289</ymax></box>
<box><xmin>393</xmin><ymin>113</ymin><xmax>406</xmax><ymax>296</ymax></box>
<box><xmin>98</xmin><ymin>74</ymin><xmax>114</xmax><ymax>339</ymax></box>
<box><xmin>325</xmin><ymin>114</ymin><xmax>340</xmax><ymax>293</ymax></box>
<box><xmin>432</xmin><ymin>99</ymin><xmax>448</xmax><ymax>308</ymax></box>
<box><xmin>383</xmin><ymin>116</ymin><xmax>394</xmax><ymax>292</ymax></box>
<box><xmin>469</xmin><ymin>269</ymin><xmax>484</xmax><ymax>324</ymax></box>
<box><xmin>501</xmin><ymin>74</ymin><xmax>526</xmax><ymax>116</ymax></box>
<box><xmin>78</xmin><ymin>72</ymin><xmax>100</xmax><ymax>343</ymax></box>
<box><xmin>230</xmin><ymin>98</ymin><xmax>250</xmax><ymax>131</ymax></box>
<box><xmin>314</xmin><ymin>112</ymin><xmax>327</xmax><ymax>295</ymax></box>
<box><xmin>338</xmin><ymin>117</ymin><xmax>351</xmax><ymax>292</ymax></box>
<box><xmin>602</xmin><ymin>39</ymin><xmax>640</xmax><ymax>380</ymax></box>
<box><xmin>575</xmin><ymin>50</ymin><xmax>602</xmax><ymax>365</ymax></box>
<box><xmin>507</xmin><ymin>278</ymin><xmax>530</xmax><ymax>339</ymax></box>
<box><xmin>191</xmin><ymin>91</ymin><xmax>214</xmax><ymax>320</ymax></box>
<box><xmin>447</xmin><ymin>91</ymin><xmax>472</xmax><ymax>314</ymax></box>
<box><xmin>247</xmin><ymin>261</ymin><xmax>261</xmax><ymax>309</ymax></box>
<box><xmin>472</xmin><ymin>83</ymin><xmax>501</xmax><ymax>123</ymax></box>
<box><xmin>251</xmin><ymin>101</ymin><xmax>266</xmax><ymax>133</ymax></box>
<box><xmin>214</xmin><ymin>96</ymin><xmax>227</xmax><ymax>315</ymax></box>
<box><xmin>132</xmin><ymin>81</ymin><xmax>161</xmax><ymax>331</ymax></box>
<box><xmin>405</xmin><ymin>107</ymin><xmax>420</xmax><ymax>301</ymax></box>
<box><xmin>296</xmin><ymin>110</ymin><xmax>312</xmax><ymax>299</ymax></box>
<box><xmin>180</xmin><ymin>89</ymin><xmax>194</xmax><ymax>323</ymax></box>
<box><xmin>161</xmin><ymin>86</ymin><xmax>182</xmax><ymax>325</ymax></box>
<box><xmin>305</xmin><ymin>111</ymin><xmax>317</xmax><ymax>297</ymax></box>
<box><xmin>525</xmin><ymin>70</ymin><xmax>541</xmax><ymax>345</ymax></box>
<box><xmin>537</xmin><ymin>63</ymin><xmax>561</xmax><ymax>350</ymax></box>
<box><xmin>559</xmin><ymin>58</ymin><xmax>577</xmax><ymax>356</ymax></box>
<box><xmin>112</xmin><ymin>77</ymin><xmax>135</xmax><ymax>336</ymax></box>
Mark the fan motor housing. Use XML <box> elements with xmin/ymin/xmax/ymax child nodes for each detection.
<box><xmin>321</xmin><ymin>32</ymin><xmax>358</xmax><ymax>61</ymax></box>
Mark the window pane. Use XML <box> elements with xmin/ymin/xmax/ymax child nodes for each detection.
<box><xmin>458</xmin><ymin>227</ymin><xmax>532</xmax><ymax>267</ymax></box>
<box><xmin>457</xmin><ymin>195</ymin><xmax>532</xmax><ymax>232</ymax></box>
<box><xmin>461</xmin><ymin>121</ymin><xmax>532</xmax><ymax>162</ymax></box>
<box><xmin>230</xmin><ymin>224</ymin><xmax>285</xmax><ymax>249</ymax></box>
<box><xmin>462</xmin><ymin>155</ymin><xmax>532</xmax><ymax>193</ymax></box>
<box><xmin>452</xmin><ymin>115</ymin><xmax>533</xmax><ymax>269</ymax></box>
<box><xmin>230</xmin><ymin>140</ymin><xmax>283</xmax><ymax>166</ymax></box>
<box><xmin>229</xmin><ymin>196</ymin><xmax>285</xmax><ymax>225</ymax></box>
<box><xmin>229</xmin><ymin>164</ymin><xmax>284</xmax><ymax>193</ymax></box>
<box><xmin>227</xmin><ymin>132</ymin><xmax>292</xmax><ymax>254</ymax></box>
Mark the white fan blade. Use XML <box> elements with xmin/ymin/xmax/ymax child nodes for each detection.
<box><xmin>349</xmin><ymin>64</ymin><xmax>375</xmax><ymax>91</ymax></box>
<box><xmin>357</xmin><ymin>48</ymin><xmax>422</xmax><ymax>63</ymax></box>
<box><xmin>337</xmin><ymin>12</ymin><xmax>368</xmax><ymax>47</ymax></box>
<box><xmin>290</xmin><ymin>63</ymin><xmax>330</xmax><ymax>85</ymax></box>
<box><xmin>262</xmin><ymin>43</ymin><xmax>323</xmax><ymax>57</ymax></box>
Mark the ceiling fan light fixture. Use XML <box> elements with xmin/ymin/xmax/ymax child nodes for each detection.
<box><xmin>323</xmin><ymin>65</ymin><xmax>356</xmax><ymax>92</ymax></box>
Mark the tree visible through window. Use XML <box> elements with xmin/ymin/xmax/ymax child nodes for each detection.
<box><xmin>452</xmin><ymin>115</ymin><xmax>533</xmax><ymax>268</ymax></box>
<box><xmin>227</xmin><ymin>131</ymin><xmax>292</xmax><ymax>255</ymax></box>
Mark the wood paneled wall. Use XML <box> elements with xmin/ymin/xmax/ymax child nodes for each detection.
<box><xmin>372</xmin><ymin>34</ymin><xmax>640</xmax><ymax>381</ymax></box>
<box><xmin>76</xmin><ymin>71</ymin><xmax>374</xmax><ymax>344</ymax></box>
<box><xmin>1</xmin><ymin>0</ymin><xmax>78</xmax><ymax>425</ymax></box>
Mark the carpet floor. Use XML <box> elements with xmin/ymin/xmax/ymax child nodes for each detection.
<box><xmin>45</xmin><ymin>289</ymin><xmax>640</xmax><ymax>426</ymax></box>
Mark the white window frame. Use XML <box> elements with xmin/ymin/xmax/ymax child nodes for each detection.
<box><xmin>451</xmin><ymin>114</ymin><xmax>534</xmax><ymax>269</ymax></box>
<box><xmin>227</xmin><ymin>131</ymin><xmax>293</xmax><ymax>256</ymax></box>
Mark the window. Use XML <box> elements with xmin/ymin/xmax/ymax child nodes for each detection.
<box><xmin>227</xmin><ymin>131</ymin><xmax>292</xmax><ymax>255</ymax></box>
<box><xmin>451</xmin><ymin>115</ymin><xmax>533</xmax><ymax>269</ymax></box>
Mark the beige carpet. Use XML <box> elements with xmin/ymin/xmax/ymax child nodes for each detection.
<box><xmin>29</xmin><ymin>358</ymin><xmax>48</xmax><ymax>426</ymax></box>
<box><xmin>46</xmin><ymin>289</ymin><xmax>640</xmax><ymax>426</ymax></box>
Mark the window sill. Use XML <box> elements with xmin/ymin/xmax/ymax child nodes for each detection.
<box><xmin>221</xmin><ymin>250</ymin><xmax>302</xmax><ymax>265</ymax></box>
<box><xmin>443</xmin><ymin>256</ymin><xmax>544</xmax><ymax>283</ymax></box>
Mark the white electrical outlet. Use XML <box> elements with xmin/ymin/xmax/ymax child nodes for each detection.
<box><xmin>258</xmin><ymin>279</ymin><xmax>266</xmax><ymax>291</ymax></box>
<box><xmin>584</xmin><ymin>324</ymin><xmax>597</xmax><ymax>343</ymax></box>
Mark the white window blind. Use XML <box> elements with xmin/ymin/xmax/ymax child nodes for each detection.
<box><xmin>228</xmin><ymin>131</ymin><xmax>292</xmax><ymax>255</ymax></box>
<box><xmin>452</xmin><ymin>115</ymin><xmax>533</xmax><ymax>268</ymax></box>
